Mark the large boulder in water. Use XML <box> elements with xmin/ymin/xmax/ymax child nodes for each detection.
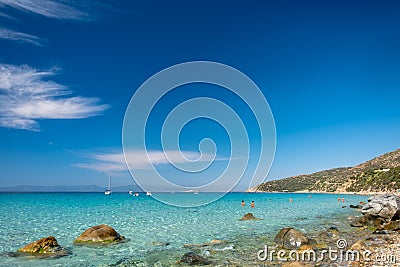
<box><xmin>240</xmin><ymin>213</ymin><xmax>261</xmax><ymax>220</ymax></box>
<box><xmin>274</xmin><ymin>228</ymin><xmax>309</xmax><ymax>249</ymax></box>
<box><xmin>362</xmin><ymin>194</ymin><xmax>400</xmax><ymax>221</ymax></box>
<box><xmin>74</xmin><ymin>224</ymin><xmax>125</xmax><ymax>244</ymax></box>
<box><xmin>18</xmin><ymin>236</ymin><xmax>63</xmax><ymax>254</ymax></box>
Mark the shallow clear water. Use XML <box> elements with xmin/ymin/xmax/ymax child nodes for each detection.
<box><xmin>0</xmin><ymin>192</ymin><xmax>368</xmax><ymax>266</ymax></box>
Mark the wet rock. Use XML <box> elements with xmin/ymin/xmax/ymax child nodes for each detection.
<box><xmin>350</xmin><ymin>204</ymin><xmax>363</xmax><ymax>209</ymax></box>
<box><xmin>359</xmin><ymin>201</ymin><xmax>366</xmax><ymax>205</ymax></box>
<box><xmin>18</xmin><ymin>236</ymin><xmax>61</xmax><ymax>254</ymax></box>
<box><xmin>328</xmin><ymin>226</ymin><xmax>339</xmax><ymax>232</ymax></box>
<box><xmin>74</xmin><ymin>224</ymin><xmax>125</xmax><ymax>244</ymax></box>
<box><xmin>318</xmin><ymin>227</ymin><xmax>338</xmax><ymax>240</ymax></box>
<box><xmin>362</xmin><ymin>194</ymin><xmax>400</xmax><ymax>221</ymax></box>
<box><xmin>17</xmin><ymin>236</ymin><xmax>69</xmax><ymax>257</ymax></box>
<box><xmin>383</xmin><ymin>220</ymin><xmax>400</xmax><ymax>231</ymax></box>
<box><xmin>240</xmin><ymin>213</ymin><xmax>261</xmax><ymax>220</ymax></box>
<box><xmin>180</xmin><ymin>252</ymin><xmax>209</xmax><ymax>265</ymax></box>
<box><xmin>318</xmin><ymin>231</ymin><xmax>330</xmax><ymax>239</ymax></box>
<box><xmin>350</xmin><ymin>214</ymin><xmax>384</xmax><ymax>229</ymax></box>
<box><xmin>274</xmin><ymin>228</ymin><xmax>309</xmax><ymax>249</ymax></box>
<box><xmin>350</xmin><ymin>217</ymin><xmax>366</xmax><ymax>227</ymax></box>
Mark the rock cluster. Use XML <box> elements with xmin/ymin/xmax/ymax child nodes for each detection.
<box><xmin>351</xmin><ymin>194</ymin><xmax>400</xmax><ymax>229</ymax></box>
<box><xmin>16</xmin><ymin>224</ymin><xmax>124</xmax><ymax>258</ymax></box>
<box><xmin>362</xmin><ymin>194</ymin><xmax>400</xmax><ymax>221</ymax></box>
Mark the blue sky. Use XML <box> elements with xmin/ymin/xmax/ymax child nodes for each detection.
<box><xmin>0</xmin><ymin>0</ymin><xmax>399</xmax><ymax>191</ymax></box>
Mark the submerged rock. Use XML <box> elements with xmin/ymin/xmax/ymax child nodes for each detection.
<box><xmin>180</xmin><ymin>252</ymin><xmax>209</xmax><ymax>265</ymax></box>
<box><xmin>151</xmin><ymin>241</ymin><xmax>170</xmax><ymax>246</ymax></box>
<box><xmin>317</xmin><ymin>231</ymin><xmax>330</xmax><ymax>239</ymax></box>
<box><xmin>74</xmin><ymin>224</ymin><xmax>125</xmax><ymax>244</ymax></box>
<box><xmin>328</xmin><ymin>226</ymin><xmax>339</xmax><ymax>232</ymax></box>
<box><xmin>183</xmin><ymin>239</ymin><xmax>225</xmax><ymax>248</ymax></box>
<box><xmin>350</xmin><ymin>204</ymin><xmax>363</xmax><ymax>209</ymax></box>
<box><xmin>240</xmin><ymin>213</ymin><xmax>261</xmax><ymax>220</ymax></box>
<box><xmin>274</xmin><ymin>228</ymin><xmax>309</xmax><ymax>249</ymax></box>
<box><xmin>17</xmin><ymin>236</ymin><xmax>68</xmax><ymax>257</ymax></box>
<box><xmin>362</xmin><ymin>194</ymin><xmax>400</xmax><ymax>221</ymax></box>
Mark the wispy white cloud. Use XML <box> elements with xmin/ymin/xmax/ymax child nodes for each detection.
<box><xmin>0</xmin><ymin>64</ymin><xmax>109</xmax><ymax>131</ymax></box>
<box><xmin>0</xmin><ymin>10</ymin><xmax>16</xmax><ymax>20</ymax></box>
<box><xmin>0</xmin><ymin>27</ymin><xmax>42</xmax><ymax>46</ymax></box>
<box><xmin>0</xmin><ymin>0</ymin><xmax>89</xmax><ymax>46</ymax></box>
<box><xmin>0</xmin><ymin>0</ymin><xmax>87</xmax><ymax>20</ymax></box>
<box><xmin>74</xmin><ymin>150</ymin><xmax>217</xmax><ymax>172</ymax></box>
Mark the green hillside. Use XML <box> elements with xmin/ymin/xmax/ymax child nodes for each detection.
<box><xmin>255</xmin><ymin>149</ymin><xmax>400</xmax><ymax>193</ymax></box>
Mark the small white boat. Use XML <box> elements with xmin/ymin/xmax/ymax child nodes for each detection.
<box><xmin>146</xmin><ymin>191</ymin><xmax>152</xmax><ymax>196</ymax></box>
<box><xmin>104</xmin><ymin>173</ymin><xmax>112</xmax><ymax>195</ymax></box>
<box><xmin>129</xmin><ymin>191</ymin><xmax>133</xmax><ymax>195</ymax></box>
<box><xmin>134</xmin><ymin>193</ymin><xmax>139</xmax><ymax>197</ymax></box>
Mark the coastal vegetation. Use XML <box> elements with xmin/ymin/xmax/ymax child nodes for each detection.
<box><xmin>255</xmin><ymin>149</ymin><xmax>400</xmax><ymax>193</ymax></box>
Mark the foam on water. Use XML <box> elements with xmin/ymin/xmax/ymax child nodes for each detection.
<box><xmin>0</xmin><ymin>192</ymin><xmax>368</xmax><ymax>266</ymax></box>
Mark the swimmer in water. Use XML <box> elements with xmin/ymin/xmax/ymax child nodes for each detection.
<box><xmin>251</xmin><ymin>201</ymin><xmax>255</xmax><ymax>208</ymax></box>
<box><xmin>241</xmin><ymin>200</ymin><xmax>245</xmax><ymax>207</ymax></box>
<box><xmin>289</xmin><ymin>197</ymin><xmax>293</xmax><ymax>203</ymax></box>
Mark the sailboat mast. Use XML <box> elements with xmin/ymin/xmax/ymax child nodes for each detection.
<box><xmin>108</xmin><ymin>173</ymin><xmax>111</xmax><ymax>190</ymax></box>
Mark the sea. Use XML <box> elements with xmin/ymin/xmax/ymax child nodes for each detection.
<box><xmin>0</xmin><ymin>192</ymin><xmax>369</xmax><ymax>266</ymax></box>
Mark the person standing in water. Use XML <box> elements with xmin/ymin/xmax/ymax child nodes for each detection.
<box><xmin>241</xmin><ymin>200</ymin><xmax>245</xmax><ymax>207</ymax></box>
<box><xmin>251</xmin><ymin>201</ymin><xmax>255</xmax><ymax>208</ymax></box>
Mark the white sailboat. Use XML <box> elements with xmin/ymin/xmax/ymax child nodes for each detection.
<box><xmin>104</xmin><ymin>173</ymin><xmax>112</xmax><ymax>195</ymax></box>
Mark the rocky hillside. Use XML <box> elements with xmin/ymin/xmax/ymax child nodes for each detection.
<box><xmin>255</xmin><ymin>148</ymin><xmax>400</xmax><ymax>193</ymax></box>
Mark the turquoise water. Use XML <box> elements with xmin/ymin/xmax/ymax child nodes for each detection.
<box><xmin>0</xmin><ymin>192</ymin><xmax>369</xmax><ymax>266</ymax></box>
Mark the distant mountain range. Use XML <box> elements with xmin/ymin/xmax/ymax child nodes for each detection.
<box><xmin>253</xmin><ymin>148</ymin><xmax>400</xmax><ymax>193</ymax></box>
<box><xmin>0</xmin><ymin>185</ymin><xmax>143</xmax><ymax>193</ymax></box>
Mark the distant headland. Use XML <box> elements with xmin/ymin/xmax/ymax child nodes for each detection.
<box><xmin>251</xmin><ymin>148</ymin><xmax>400</xmax><ymax>194</ymax></box>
